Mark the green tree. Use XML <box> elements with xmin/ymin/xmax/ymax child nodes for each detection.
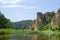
<box><xmin>0</xmin><ymin>12</ymin><xmax>12</xmax><ymax>28</ymax></box>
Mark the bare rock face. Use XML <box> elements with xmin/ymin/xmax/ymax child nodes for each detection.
<box><xmin>31</xmin><ymin>12</ymin><xmax>44</xmax><ymax>30</ymax></box>
<box><xmin>37</xmin><ymin>12</ymin><xmax>45</xmax><ymax>30</ymax></box>
<box><xmin>51</xmin><ymin>8</ymin><xmax>60</xmax><ymax>26</ymax></box>
<box><xmin>37</xmin><ymin>12</ymin><xmax>43</xmax><ymax>22</ymax></box>
<box><xmin>33</xmin><ymin>20</ymin><xmax>38</xmax><ymax>31</ymax></box>
<box><xmin>51</xmin><ymin>14</ymin><xmax>57</xmax><ymax>26</ymax></box>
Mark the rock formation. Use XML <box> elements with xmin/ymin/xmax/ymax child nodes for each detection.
<box><xmin>31</xmin><ymin>11</ymin><xmax>55</xmax><ymax>30</ymax></box>
<box><xmin>31</xmin><ymin>12</ymin><xmax>45</xmax><ymax>30</ymax></box>
<box><xmin>51</xmin><ymin>8</ymin><xmax>60</xmax><ymax>26</ymax></box>
<box><xmin>11</xmin><ymin>8</ymin><xmax>60</xmax><ymax>30</ymax></box>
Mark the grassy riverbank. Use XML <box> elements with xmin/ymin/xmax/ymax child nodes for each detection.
<box><xmin>0</xmin><ymin>29</ymin><xmax>60</xmax><ymax>35</ymax></box>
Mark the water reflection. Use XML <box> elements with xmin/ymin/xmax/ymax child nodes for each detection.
<box><xmin>50</xmin><ymin>34</ymin><xmax>60</xmax><ymax>40</ymax></box>
<box><xmin>0</xmin><ymin>34</ymin><xmax>60</xmax><ymax>40</ymax></box>
<box><xmin>0</xmin><ymin>34</ymin><xmax>10</xmax><ymax>40</ymax></box>
<box><xmin>31</xmin><ymin>34</ymin><xmax>38</xmax><ymax>40</ymax></box>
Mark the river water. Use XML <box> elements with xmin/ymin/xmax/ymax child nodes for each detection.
<box><xmin>0</xmin><ymin>33</ymin><xmax>60</xmax><ymax>40</ymax></box>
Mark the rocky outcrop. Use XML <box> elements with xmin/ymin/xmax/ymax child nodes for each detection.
<box><xmin>51</xmin><ymin>8</ymin><xmax>60</xmax><ymax>26</ymax></box>
<box><xmin>31</xmin><ymin>12</ymin><xmax>45</xmax><ymax>30</ymax></box>
<box><xmin>44</xmin><ymin>12</ymin><xmax>55</xmax><ymax>24</ymax></box>
<box><xmin>30</xmin><ymin>8</ymin><xmax>60</xmax><ymax>30</ymax></box>
<box><xmin>31</xmin><ymin>12</ymin><xmax>55</xmax><ymax>30</ymax></box>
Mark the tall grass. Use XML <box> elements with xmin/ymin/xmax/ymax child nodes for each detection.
<box><xmin>0</xmin><ymin>29</ymin><xmax>60</xmax><ymax>35</ymax></box>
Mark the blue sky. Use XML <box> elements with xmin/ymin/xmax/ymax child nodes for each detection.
<box><xmin>0</xmin><ymin>0</ymin><xmax>60</xmax><ymax>22</ymax></box>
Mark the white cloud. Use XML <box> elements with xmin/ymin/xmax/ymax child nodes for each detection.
<box><xmin>0</xmin><ymin>5</ymin><xmax>37</xmax><ymax>9</ymax></box>
<box><xmin>0</xmin><ymin>0</ymin><xmax>37</xmax><ymax>9</ymax></box>
<box><xmin>0</xmin><ymin>0</ymin><xmax>23</xmax><ymax>4</ymax></box>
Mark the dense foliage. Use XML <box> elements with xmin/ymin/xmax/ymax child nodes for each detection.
<box><xmin>11</xmin><ymin>20</ymin><xmax>33</xmax><ymax>30</ymax></box>
<box><xmin>0</xmin><ymin>12</ymin><xmax>12</xmax><ymax>29</ymax></box>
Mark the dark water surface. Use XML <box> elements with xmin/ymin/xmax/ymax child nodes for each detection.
<box><xmin>0</xmin><ymin>33</ymin><xmax>60</xmax><ymax>40</ymax></box>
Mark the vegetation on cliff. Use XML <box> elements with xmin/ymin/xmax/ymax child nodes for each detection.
<box><xmin>31</xmin><ymin>8</ymin><xmax>60</xmax><ymax>31</ymax></box>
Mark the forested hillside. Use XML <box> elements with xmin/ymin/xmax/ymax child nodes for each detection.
<box><xmin>11</xmin><ymin>20</ymin><xmax>33</xmax><ymax>29</ymax></box>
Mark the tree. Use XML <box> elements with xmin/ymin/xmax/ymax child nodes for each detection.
<box><xmin>0</xmin><ymin>12</ymin><xmax>12</xmax><ymax>28</ymax></box>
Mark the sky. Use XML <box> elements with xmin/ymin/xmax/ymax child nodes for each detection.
<box><xmin>0</xmin><ymin>0</ymin><xmax>60</xmax><ymax>22</ymax></box>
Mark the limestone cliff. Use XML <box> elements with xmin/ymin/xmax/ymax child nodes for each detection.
<box><xmin>31</xmin><ymin>11</ymin><xmax>55</xmax><ymax>30</ymax></box>
<box><xmin>51</xmin><ymin>8</ymin><xmax>60</xmax><ymax>26</ymax></box>
<box><xmin>31</xmin><ymin>12</ymin><xmax>45</xmax><ymax>30</ymax></box>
